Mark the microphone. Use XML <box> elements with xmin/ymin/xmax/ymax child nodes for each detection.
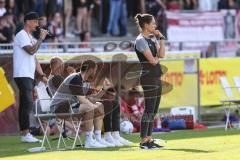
<box><xmin>36</xmin><ymin>26</ymin><xmax>53</xmax><ymax>37</ymax></box>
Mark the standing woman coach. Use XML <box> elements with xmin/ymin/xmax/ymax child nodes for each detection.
<box><xmin>134</xmin><ymin>13</ymin><xmax>165</xmax><ymax>149</ymax></box>
<box><xmin>13</xmin><ymin>12</ymin><xmax>48</xmax><ymax>143</ymax></box>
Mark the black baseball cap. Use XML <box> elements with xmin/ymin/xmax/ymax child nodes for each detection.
<box><xmin>24</xmin><ymin>12</ymin><xmax>41</xmax><ymax>22</ymax></box>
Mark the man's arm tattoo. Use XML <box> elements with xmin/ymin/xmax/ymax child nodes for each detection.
<box><xmin>23</xmin><ymin>39</ymin><xmax>43</xmax><ymax>55</ymax></box>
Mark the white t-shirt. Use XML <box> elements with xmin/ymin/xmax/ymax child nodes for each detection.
<box><xmin>199</xmin><ymin>0</ymin><xmax>214</xmax><ymax>11</ymax></box>
<box><xmin>13</xmin><ymin>30</ymin><xmax>37</xmax><ymax>79</ymax></box>
<box><xmin>0</xmin><ymin>8</ymin><xmax>6</xmax><ymax>17</ymax></box>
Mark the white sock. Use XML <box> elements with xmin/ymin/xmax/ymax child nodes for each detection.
<box><xmin>94</xmin><ymin>130</ymin><xmax>102</xmax><ymax>141</ymax></box>
<box><xmin>85</xmin><ymin>131</ymin><xmax>93</xmax><ymax>142</ymax></box>
<box><xmin>112</xmin><ymin>131</ymin><xmax>120</xmax><ymax>139</ymax></box>
<box><xmin>104</xmin><ymin>132</ymin><xmax>112</xmax><ymax>139</ymax></box>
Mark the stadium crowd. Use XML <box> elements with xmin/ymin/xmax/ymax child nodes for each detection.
<box><xmin>1</xmin><ymin>0</ymin><xmax>240</xmax><ymax>44</ymax></box>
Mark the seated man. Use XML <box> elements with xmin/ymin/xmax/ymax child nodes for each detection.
<box><xmin>101</xmin><ymin>78</ymin><xmax>133</xmax><ymax>146</ymax></box>
<box><xmin>47</xmin><ymin>57</ymin><xmax>65</xmax><ymax>97</ymax></box>
<box><xmin>46</xmin><ymin>57</ymin><xmax>76</xmax><ymax>136</ymax></box>
<box><xmin>50</xmin><ymin>60</ymin><xmax>111</xmax><ymax>148</ymax></box>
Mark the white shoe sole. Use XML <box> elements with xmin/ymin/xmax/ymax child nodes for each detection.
<box><xmin>85</xmin><ymin>145</ymin><xmax>107</xmax><ymax>149</ymax></box>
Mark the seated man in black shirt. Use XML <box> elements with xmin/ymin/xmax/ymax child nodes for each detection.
<box><xmin>50</xmin><ymin>60</ymin><xmax>112</xmax><ymax>148</ymax></box>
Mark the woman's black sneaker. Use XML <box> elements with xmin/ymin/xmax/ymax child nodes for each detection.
<box><xmin>140</xmin><ymin>142</ymin><xmax>150</xmax><ymax>149</ymax></box>
<box><xmin>140</xmin><ymin>141</ymin><xmax>158</xmax><ymax>149</ymax></box>
<box><xmin>149</xmin><ymin>140</ymin><xmax>164</xmax><ymax>149</ymax></box>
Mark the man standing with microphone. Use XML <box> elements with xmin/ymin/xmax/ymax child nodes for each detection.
<box><xmin>13</xmin><ymin>12</ymin><xmax>48</xmax><ymax>143</ymax></box>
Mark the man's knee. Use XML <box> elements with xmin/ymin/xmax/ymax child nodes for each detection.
<box><xmin>80</xmin><ymin>104</ymin><xmax>95</xmax><ymax>121</ymax></box>
<box><xmin>94</xmin><ymin>102</ymin><xmax>104</xmax><ymax>117</ymax></box>
<box><xmin>79</xmin><ymin>104</ymin><xmax>94</xmax><ymax>113</ymax></box>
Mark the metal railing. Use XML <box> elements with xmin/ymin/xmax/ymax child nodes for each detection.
<box><xmin>0</xmin><ymin>41</ymin><xmax>136</xmax><ymax>54</ymax></box>
<box><xmin>1</xmin><ymin>39</ymin><xmax>239</xmax><ymax>58</ymax></box>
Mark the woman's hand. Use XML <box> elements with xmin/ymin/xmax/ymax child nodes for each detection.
<box><xmin>153</xmin><ymin>30</ymin><xmax>164</xmax><ymax>39</ymax></box>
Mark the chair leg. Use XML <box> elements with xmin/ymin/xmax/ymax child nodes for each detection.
<box><xmin>57</xmin><ymin>120</ymin><xmax>65</xmax><ymax>149</ymax></box>
<box><xmin>71</xmin><ymin>120</ymin><xmax>83</xmax><ymax>149</ymax></box>
<box><xmin>62</xmin><ymin>120</ymin><xmax>68</xmax><ymax>149</ymax></box>
<box><xmin>37</xmin><ymin>117</ymin><xmax>52</xmax><ymax>150</ymax></box>
<box><xmin>237</xmin><ymin>105</ymin><xmax>240</xmax><ymax>130</ymax></box>
<box><xmin>224</xmin><ymin>102</ymin><xmax>231</xmax><ymax>131</ymax></box>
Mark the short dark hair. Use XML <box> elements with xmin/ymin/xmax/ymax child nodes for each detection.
<box><xmin>24</xmin><ymin>12</ymin><xmax>40</xmax><ymax>23</ymax></box>
<box><xmin>134</xmin><ymin>13</ymin><xmax>153</xmax><ymax>30</ymax></box>
<box><xmin>81</xmin><ymin>60</ymin><xmax>97</xmax><ymax>72</ymax></box>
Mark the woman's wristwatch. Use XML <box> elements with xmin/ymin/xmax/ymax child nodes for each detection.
<box><xmin>159</xmin><ymin>36</ymin><xmax>165</xmax><ymax>40</ymax></box>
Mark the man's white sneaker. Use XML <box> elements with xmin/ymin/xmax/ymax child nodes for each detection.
<box><xmin>85</xmin><ymin>139</ymin><xmax>107</xmax><ymax>149</ymax></box>
<box><xmin>96</xmin><ymin>138</ymin><xmax>115</xmax><ymax>147</ymax></box>
<box><xmin>21</xmin><ymin>133</ymin><xmax>42</xmax><ymax>143</ymax></box>
<box><xmin>104</xmin><ymin>135</ymin><xmax>123</xmax><ymax>147</ymax></box>
<box><xmin>116</xmin><ymin>137</ymin><xmax>133</xmax><ymax>146</ymax></box>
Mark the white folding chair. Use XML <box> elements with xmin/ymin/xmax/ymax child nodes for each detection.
<box><xmin>219</xmin><ymin>77</ymin><xmax>240</xmax><ymax>131</ymax></box>
<box><xmin>52</xmin><ymin>101</ymin><xmax>83</xmax><ymax>150</ymax></box>
<box><xmin>233</xmin><ymin>76</ymin><xmax>240</xmax><ymax>129</ymax></box>
<box><xmin>34</xmin><ymin>82</ymin><xmax>53</xmax><ymax>150</ymax></box>
<box><xmin>34</xmin><ymin>82</ymin><xmax>83</xmax><ymax>150</ymax></box>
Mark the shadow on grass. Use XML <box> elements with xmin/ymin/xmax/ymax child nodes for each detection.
<box><xmin>164</xmin><ymin>148</ymin><xmax>214</xmax><ymax>153</ymax></box>
<box><xmin>124</xmin><ymin>128</ymin><xmax>240</xmax><ymax>143</ymax></box>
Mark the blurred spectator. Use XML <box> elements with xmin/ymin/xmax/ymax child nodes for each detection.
<box><xmin>199</xmin><ymin>0</ymin><xmax>215</xmax><ymax>11</ymax></box>
<box><xmin>156</xmin><ymin>10</ymin><xmax>168</xmax><ymax>39</ymax></box>
<box><xmin>45</xmin><ymin>0</ymin><xmax>58</xmax><ymax>20</ymax></box>
<box><xmin>181</xmin><ymin>0</ymin><xmax>197</xmax><ymax>10</ymax></box>
<box><xmin>237</xmin><ymin>0</ymin><xmax>240</xmax><ymax>8</ymax></box>
<box><xmin>107</xmin><ymin>0</ymin><xmax>128</xmax><ymax>36</ymax></box>
<box><xmin>34</xmin><ymin>0</ymin><xmax>45</xmax><ymax>16</ymax></box>
<box><xmin>205</xmin><ymin>42</ymin><xmax>217</xmax><ymax>58</ymax></box>
<box><xmin>126</xmin><ymin>0</ymin><xmax>142</xmax><ymax>18</ymax></box>
<box><xmin>56</xmin><ymin>0</ymin><xmax>63</xmax><ymax>13</ymax></box>
<box><xmin>218</xmin><ymin>0</ymin><xmax>238</xmax><ymax>10</ymax></box>
<box><xmin>218</xmin><ymin>0</ymin><xmax>228</xmax><ymax>9</ymax></box>
<box><xmin>64</xmin><ymin>0</ymin><xmax>72</xmax><ymax>37</ymax></box>
<box><xmin>48</xmin><ymin>12</ymin><xmax>64</xmax><ymax>42</ymax></box>
<box><xmin>120</xmin><ymin>87</ymin><xmax>144</xmax><ymax>132</ymax></box>
<box><xmin>39</xmin><ymin>15</ymin><xmax>48</xmax><ymax>30</ymax></box>
<box><xmin>0</xmin><ymin>0</ymin><xmax>6</xmax><ymax>16</ymax></box>
<box><xmin>6</xmin><ymin>0</ymin><xmax>16</xmax><ymax>14</ymax></box>
<box><xmin>166</xmin><ymin>0</ymin><xmax>181</xmax><ymax>10</ymax></box>
<box><xmin>224</xmin><ymin>10</ymin><xmax>236</xmax><ymax>39</ymax></box>
<box><xmin>15</xmin><ymin>0</ymin><xmax>35</xmax><ymax>15</ymax></box>
<box><xmin>74</xmin><ymin>0</ymin><xmax>87</xmax><ymax>36</ymax></box>
<box><xmin>84</xmin><ymin>0</ymin><xmax>95</xmax><ymax>35</ymax></box>
<box><xmin>144</xmin><ymin>0</ymin><xmax>166</xmax><ymax>16</ymax></box>
<box><xmin>236</xmin><ymin>10</ymin><xmax>240</xmax><ymax>38</ymax></box>
<box><xmin>77</xmin><ymin>0</ymin><xmax>96</xmax><ymax>41</ymax></box>
<box><xmin>235</xmin><ymin>42</ymin><xmax>240</xmax><ymax>56</ymax></box>
<box><xmin>100</xmin><ymin>0</ymin><xmax>110</xmax><ymax>34</ymax></box>
<box><xmin>90</xmin><ymin>0</ymin><xmax>101</xmax><ymax>36</ymax></box>
<box><xmin>0</xmin><ymin>16</ymin><xmax>13</xmax><ymax>43</ymax></box>
<box><xmin>15</xmin><ymin>13</ymin><xmax>24</xmax><ymax>34</ymax></box>
<box><xmin>5</xmin><ymin>0</ymin><xmax>240</xmax><ymax>45</ymax></box>
<box><xmin>4</xmin><ymin>11</ymin><xmax>15</xmax><ymax>34</ymax></box>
